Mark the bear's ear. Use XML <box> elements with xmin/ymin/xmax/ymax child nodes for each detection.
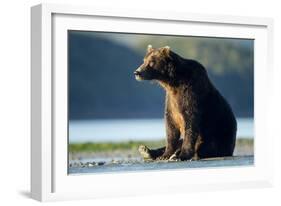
<box><xmin>147</xmin><ymin>44</ymin><xmax>153</xmax><ymax>53</ymax></box>
<box><xmin>160</xmin><ymin>46</ymin><xmax>170</xmax><ymax>57</ymax></box>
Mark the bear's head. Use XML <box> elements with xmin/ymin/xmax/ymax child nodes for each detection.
<box><xmin>134</xmin><ymin>45</ymin><xmax>176</xmax><ymax>83</ymax></box>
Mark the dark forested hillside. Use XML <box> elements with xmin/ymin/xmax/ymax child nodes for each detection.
<box><xmin>68</xmin><ymin>32</ymin><xmax>253</xmax><ymax>120</ymax></box>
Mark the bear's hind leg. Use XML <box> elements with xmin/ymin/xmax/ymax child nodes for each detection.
<box><xmin>139</xmin><ymin>139</ymin><xmax>183</xmax><ymax>160</ymax></box>
<box><xmin>138</xmin><ymin>145</ymin><xmax>166</xmax><ymax>160</ymax></box>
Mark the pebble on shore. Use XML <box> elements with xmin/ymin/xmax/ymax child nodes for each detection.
<box><xmin>69</xmin><ymin>161</ymin><xmax>107</xmax><ymax>168</ymax></box>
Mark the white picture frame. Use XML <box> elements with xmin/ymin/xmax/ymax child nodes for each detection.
<box><xmin>31</xmin><ymin>3</ymin><xmax>274</xmax><ymax>202</ymax></box>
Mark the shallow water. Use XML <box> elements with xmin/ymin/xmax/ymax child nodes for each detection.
<box><xmin>69</xmin><ymin>118</ymin><xmax>253</xmax><ymax>143</ymax></box>
<box><xmin>68</xmin><ymin>156</ymin><xmax>254</xmax><ymax>175</ymax></box>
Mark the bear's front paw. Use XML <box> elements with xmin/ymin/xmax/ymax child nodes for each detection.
<box><xmin>168</xmin><ymin>149</ymin><xmax>181</xmax><ymax>161</ymax></box>
<box><xmin>157</xmin><ymin>149</ymin><xmax>178</xmax><ymax>160</ymax></box>
<box><xmin>178</xmin><ymin>150</ymin><xmax>194</xmax><ymax>161</ymax></box>
<box><xmin>168</xmin><ymin>153</ymin><xmax>180</xmax><ymax>161</ymax></box>
<box><xmin>157</xmin><ymin>152</ymin><xmax>172</xmax><ymax>160</ymax></box>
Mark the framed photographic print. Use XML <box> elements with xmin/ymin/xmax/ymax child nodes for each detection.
<box><xmin>31</xmin><ymin>3</ymin><xmax>274</xmax><ymax>201</ymax></box>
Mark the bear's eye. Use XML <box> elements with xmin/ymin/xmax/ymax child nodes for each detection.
<box><xmin>149</xmin><ymin>61</ymin><xmax>154</xmax><ymax>67</ymax></box>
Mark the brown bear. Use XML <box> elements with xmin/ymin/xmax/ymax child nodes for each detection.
<box><xmin>134</xmin><ymin>45</ymin><xmax>237</xmax><ymax>161</ymax></box>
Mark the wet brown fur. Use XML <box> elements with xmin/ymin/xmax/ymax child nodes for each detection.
<box><xmin>134</xmin><ymin>46</ymin><xmax>237</xmax><ymax>160</ymax></box>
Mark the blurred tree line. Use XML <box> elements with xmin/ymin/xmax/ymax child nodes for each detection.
<box><xmin>69</xmin><ymin>32</ymin><xmax>253</xmax><ymax>120</ymax></box>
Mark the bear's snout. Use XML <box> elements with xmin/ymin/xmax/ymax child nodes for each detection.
<box><xmin>134</xmin><ymin>67</ymin><xmax>145</xmax><ymax>81</ymax></box>
<box><xmin>134</xmin><ymin>65</ymin><xmax>155</xmax><ymax>81</ymax></box>
<box><xmin>134</xmin><ymin>69</ymin><xmax>144</xmax><ymax>81</ymax></box>
<box><xmin>134</xmin><ymin>71</ymin><xmax>141</xmax><ymax>75</ymax></box>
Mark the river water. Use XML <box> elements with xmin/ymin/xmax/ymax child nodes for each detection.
<box><xmin>69</xmin><ymin>118</ymin><xmax>253</xmax><ymax>143</ymax></box>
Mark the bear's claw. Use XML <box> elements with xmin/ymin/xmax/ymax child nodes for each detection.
<box><xmin>168</xmin><ymin>153</ymin><xmax>180</xmax><ymax>161</ymax></box>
